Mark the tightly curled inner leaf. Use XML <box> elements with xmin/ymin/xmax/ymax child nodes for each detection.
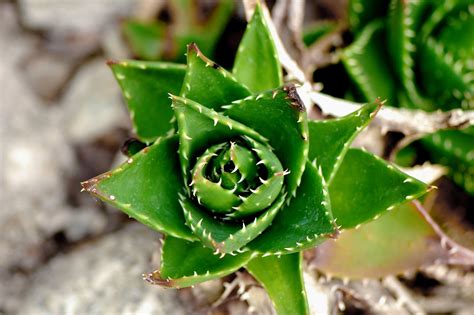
<box><xmin>171</xmin><ymin>85</ymin><xmax>310</xmax><ymax>254</ymax></box>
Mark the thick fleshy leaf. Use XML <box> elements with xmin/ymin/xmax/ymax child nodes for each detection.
<box><xmin>180</xmin><ymin>193</ymin><xmax>286</xmax><ymax>254</ymax></box>
<box><xmin>387</xmin><ymin>0</ymin><xmax>433</xmax><ymax>109</ymax></box>
<box><xmin>246</xmin><ymin>253</ymin><xmax>308</xmax><ymax>315</ymax></box>
<box><xmin>348</xmin><ymin>0</ymin><xmax>390</xmax><ymax>33</ymax></box>
<box><xmin>422</xmin><ymin>129</ymin><xmax>474</xmax><ymax>195</ymax></box>
<box><xmin>230</xmin><ymin>143</ymin><xmax>257</xmax><ymax>181</ymax></box>
<box><xmin>232</xmin><ymin>4</ymin><xmax>282</xmax><ymax>92</ymax></box>
<box><xmin>418</xmin><ymin>37</ymin><xmax>472</xmax><ymax>110</ymax></box>
<box><xmin>180</xmin><ymin>43</ymin><xmax>251</xmax><ymax>110</ymax></box>
<box><xmin>302</xmin><ymin>21</ymin><xmax>338</xmax><ymax>47</ymax></box>
<box><xmin>144</xmin><ymin>236</ymin><xmax>252</xmax><ymax>288</ymax></box>
<box><xmin>311</xmin><ymin>202</ymin><xmax>444</xmax><ymax>278</ymax></box>
<box><xmin>342</xmin><ymin>20</ymin><xmax>397</xmax><ymax>104</ymax></box>
<box><xmin>436</xmin><ymin>7</ymin><xmax>474</xmax><ymax>62</ymax></box>
<box><xmin>329</xmin><ymin>148</ymin><xmax>428</xmax><ymax>228</ymax></box>
<box><xmin>246</xmin><ymin>161</ymin><xmax>335</xmax><ymax>255</ymax></box>
<box><xmin>228</xmin><ymin>137</ymin><xmax>284</xmax><ymax>218</ymax></box>
<box><xmin>108</xmin><ymin>60</ymin><xmax>185</xmax><ymax>142</ymax></box>
<box><xmin>192</xmin><ymin>145</ymin><xmax>241</xmax><ymax>213</ymax></box>
<box><xmin>172</xmin><ymin>95</ymin><xmax>268</xmax><ymax>180</ymax></box>
<box><xmin>122</xmin><ymin>20</ymin><xmax>166</xmax><ymax>60</ymax></box>
<box><xmin>170</xmin><ymin>0</ymin><xmax>234</xmax><ymax>62</ymax></box>
<box><xmin>308</xmin><ymin>101</ymin><xmax>381</xmax><ymax>183</ymax></box>
<box><xmin>81</xmin><ymin>135</ymin><xmax>194</xmax><ymax>241</ymax></box>
<box><xmin>225</xmin><ymin>85</ymin><xmax>308</xmax><ymax>198</ymax></box>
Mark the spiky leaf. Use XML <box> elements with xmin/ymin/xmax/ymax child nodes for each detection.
<box><xmin>308</xmin><ymin>101</ymin><xmax>381</xmax><ymax>183</ymax></box>
<box><xmin>225</xmin><ymin>86</ymin><xmax>308</xmax><ymax>198</ymax></box>
<box><xmin>180</xmin><ymin>193</ymin><xmax>285</xmax><ymax>253</ymax></box>
<box><xmin>109</xmin><ymin>60</ymin><xmax>185</xmax><ymax>142</ymax></box>
<box><xmin>246</xmin><ymin>253</ymin><xmax>308</xmax><ymax>315</ymax></box>
<box><xmin>246</xmin><ymin>161</ymin><xmax>335</xmax><ymax>255</ymax></box>
<box><xmin>329</xmin><ymin>148</ymin><xmax>428</xmax><ymax>228</ymax></box>
<box><xmin>387</xmin><ymin>0</ymin><xmax>433</xmax><ymax>109</ymax></box>
<box><xmin>232</xmin><ymin>4</ymin><xmax>282</xmax><ymax>92</ymax></box>
<box><xmin>348</xmin><ymin>0</ymin><xmax>390</xmax><ymax>33</ymax></box>
<box><xmin>122</xmin><ymin>20</ymin><xmax>166</xmax><ymax>60</ymax></box>
<box><xmin>180</xmin><ymin>44</ymin><xmax>251</xmax><ymax>111</ymax></box>
<box><xmin>172</xmin><ymin>95</ymin><xmax>267</xmax><ymax>181</ymax></box>
<box><xmin>342</xmin><ymin>20</ymin><xmax>397</xmax><ymax>104</ymax></box>
<box><xmin>81</xmin><ymin>135</ymin><xmax>194</xmax><ymax>240</ymax></box>
<box><xmin>422</xmin><ymin>129</ymin><xmax>474</xmax><ymax>195</ymax></box>
<box><xmin>144</xmin><ymin>236</ymin><xmax>251</xmax><ymax>288</ymax></box>
<box><xmin>302</xmin><ymin>21</ymin><xmax>338</xmax><ymax>47</ymax></box>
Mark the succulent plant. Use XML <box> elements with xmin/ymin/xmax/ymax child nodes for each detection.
<box><xmin>123</xmin><ymin>0</ymin><xmax>233</xmax><ymax>62</ymax></box>
<box><xmin>338</xmin><ymin>0</ymin><xmax>474</xmax><ymax>194</ymax></box>
<box><xmin>82</xmin><ymin>4</ymin><xmax>428</xmax><ymax>314</ymax></box>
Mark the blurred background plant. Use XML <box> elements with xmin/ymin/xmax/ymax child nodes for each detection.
<box><xmin>1</xmin><ymin>0</ymin><xmax>473</xmax><ymax>314</ymax></box>
<box><xmin>122</xmin><ymin>0</ymin><xmax>234</xmax><ymax>61</ymax></box>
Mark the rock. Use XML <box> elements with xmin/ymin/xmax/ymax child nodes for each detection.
<box><xmin>102</xmin><ymin>23</ymin><xmax>132</xmax><ymax>60</ymax></box>
<box><xmin>0</xmin><ymin>2</ymin><xmax>74</xmax><ymax>272</ymax></box>
<box><xmin>21</xmin><ymin>50</ymin><xmax>74</xmax><ymax>101</ymax></box>
<box><xmin>19</xmin><ymin>224</ymin><xmax>187</xmax><ymax>315</ymax></box>
<box><xmin>0</xmin><ymin>5</ymin><xmax>109</xmax><ymax>312</ymax></box>
<box><xmin>19</xmin><ymin>0</ymin><xmax>137</xmax><ymax>35</ymax></box>
<box><xmin>61</xmin><ymin>58</ymin><xmax>129</xmax><ymax>143</ymax></box>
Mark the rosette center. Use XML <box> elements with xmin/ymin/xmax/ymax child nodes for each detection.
<box><xmin>191</xmin><ymin>136</ymin><xmax>285</xmax><ymax>219</ymax></box>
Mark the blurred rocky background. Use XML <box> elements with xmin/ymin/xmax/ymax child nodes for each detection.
<box><xmin>1</xmin><ymin>1</ymin><xmax>473</xmax><ymax>314</ymax></box>
<box><xmin>0</xmin><ymin>1</ymin><xmax>184</xmax><ymax>313</ymax></box>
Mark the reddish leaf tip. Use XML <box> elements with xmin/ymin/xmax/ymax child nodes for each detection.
<box><xmin>80</xmin><ymin>173</ymin><xmax>110</xmax><ymax>195</ymax></box>
<box><xmin>283</xmin><ymin>84</ymin><xmax>306</xmax><ymax>112</ymax></box>
<box><xmin>187</xmin><ymin>42</ymin><xmax>200</xmax><ymax>54</ymax></box>
<box><xmin>106</xmin><ymin>59</ymin><xmax>119</xmax><ymax>66</ymax></box>
<box><xmin>142</xmin><ymin>271</ymin><xmax>174</xmax><ymax>287</ymax></box>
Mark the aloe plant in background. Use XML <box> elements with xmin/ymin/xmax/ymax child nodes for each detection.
<box><xmin>82</xmin><ymin>4</ymin><xmax>428</xmax><ymax>314</ymax></box>
<box><xmin>123</xmin><ymin>0</ymin><xmax>233</xmax><ymax>62</ymax></box>
<box><xmin>337</xmin><ymin>0</ymin><xmax>473</xmax><ymax>194</ymax></box>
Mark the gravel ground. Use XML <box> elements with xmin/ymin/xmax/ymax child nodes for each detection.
<box><xmin>1</xmin><ymin>1</ymin><xmax>473</xmax><ymax>314</ymax></box>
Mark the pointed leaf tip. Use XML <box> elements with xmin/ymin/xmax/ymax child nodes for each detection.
<box><xmin>233</xmin><ymin>2</ymin><xmax>282</xmax><ymax>92</ymax></box>
<box><xmin>109</xmin><ymin>60</ymin><xmax>186</xmax><ymax>141</ymax></box>
<box><xmin>156</xmin><ymin>236</ymin><xmax>252</xmax><ymax>288</ymax></box>
<box><xmin>329</xmin><ymin>148</ymin><xmax>428</xmax><ymax>229</ymax></box>
<box><xmin>181</xmin><ymin>43</ymin><xmax>250</xmax><ymax>111</ymax></box>
<box><xmin>283</xmin><ymin>84</ymin><xmax>306</xmax><ymax>112</ymax></box>
<box><xmin>106</xmin><ymin>59</ymin><xmax>119</xmax><ymax>66</ymax></box>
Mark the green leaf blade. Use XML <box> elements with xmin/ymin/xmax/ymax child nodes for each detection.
<box><xmin>122</xmin><ymin>20</ymin><xmax>166</xmax><ymax>60</ymax></box>
<box><xmin>329</xmin><ymin>148</ymin><xmax>428</xmax><ymax>228</ymax></box>
<box><xmin>342</xmin><ymin>20</ymin><xmax>397</xmax><ymax>104</ymax></box>
<box><xmin>225</xmin><ymin>86</ymin><xmax>309</xmax><ymax>198</ymax></box>
<box><xmin>247</xmin><ymin>161</ymin><xmax>335</xmax><ymax>255</ymax></box>
<box><xmin>172</xmin><ymin>95</ymin><xmax>268</xmax><ymax>181</ymax></box>
<box><xmin>109</xmin><ymin>60</ymin><xmax>185</xmax><ymax>142</ymax></box>
<box><xmin>311</xmin><ymin>202</ymin><xmax>443</xmax><ymax>278</ymax></box>
<box><xmin>421</xmin><ymin>129</ymin><xmax>474</xmax><ymax>195</ymax></box>
<box><xmin>232</xmin><ymin>4</ymin><xmax>282</xmax><ymax>92</ymax></box>
<box><xmin>180</xmin><ymin>193</ymin><xmax>286</xmax><ymax>254</ymax></box>
<box><xmin>81</xmin><ymin>135</ymin><xmax>195</xmax><ymax>241</ymax></box>
<box><xmin>145</xmin><ymin>236</ymin><xmax>252</xmax><ymax>288</ymax></box>
<box><xmin>246</xmin><ymin>253</ymin><xmax>308</xmax><ymax>315</ymax></box>
<box><xmin>308</xmin><ymin>101</ymin><xmax>381</xmax><ymax>183</ymax></box>
<box><xmin>181</xmin><ymin>43</ymin><xmax>251</xmax><ymax>111</ymax></box>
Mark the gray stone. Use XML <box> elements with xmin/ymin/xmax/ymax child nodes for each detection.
<box><xmin>21</xmin><ymin>51</ymin><xmax>75</xmax><ymax>101</ymax></box>
<box><xmin>19</xmin><ymin>224</ymin><xmax>187</xmax><ymax>315</ymax></box>
<box><xmin>19</xmin><ymin>0</ymin><xmax>137</xmax><ymax>35</ymax></box>
<box><xmin>102</xmin><ymin>23</ymin><xmax>132</xmax><ymax>60</ymax></box>
<box><xmin>61</xmin><ymin>57</ymin><xmax>129</xmax><ymax>143</ymax></box>
<box><xmin>0</xmin><ymin>5</ymin><xmax>108</xmax><ymax>312</ymax></box>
